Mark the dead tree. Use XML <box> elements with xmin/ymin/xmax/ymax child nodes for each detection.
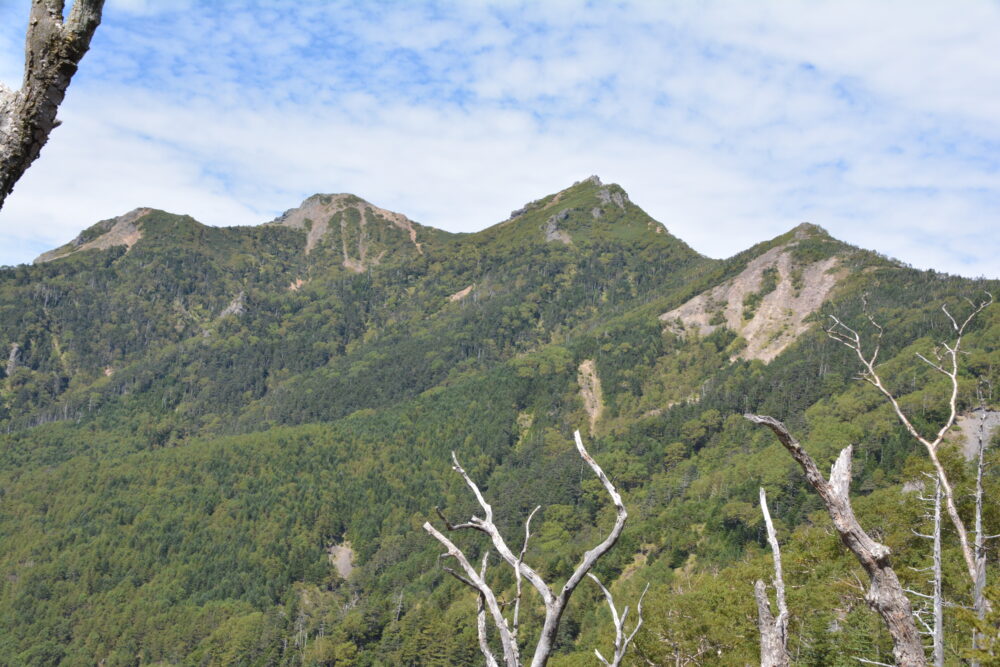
<box><xmin>971</xmin><ymin>385</ymin><xmax>998</xmax><ymax>665</ymax></box>
<box><xmin>746</xmin><ymin>414</ymin><xmax>926</xmax><ymax>666</ymax></box>
<box><xmin>826</xmin><ymin>293</ymin><xmax>993</xmax><ymax>590</ymax></box>
<box><xmin>423</xmin><ymin>430</ymin><xmax>629</xmax><ymax>667</ymax></box>
<box><xmin>0</xmin><ymin>0</ymin><xmax>105</xmax><ymax>209</ymax></box>
<box><xmin>755</xmin><ymin>487</ymin><xmax>790</xmax><ymax>667</ymax></box>
<box><xmin>908</xmin><ymin>476</ymin><xmax>944</xmax><ymax>667</ymax></box>
<box><xmin>588</xmin><ymin>575</ymin><xmax>648</xmax><ymax>667</ymax></box>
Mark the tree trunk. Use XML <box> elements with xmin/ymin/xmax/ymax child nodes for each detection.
<box><xmin>755</xmin><ymin>580</ymin><xmax>790</xmax><ymax>667</ymax></box>
<box><xmin>756</xmin><ymin>488</ymin><xmax>790</xmax><ymax>667</ymax></box>
<box><xmin>0</xmin><ymin>0</ymin><xmax>105</xmax><ymax>209</ymax></box>
<box><xmin>932</xmin><ymin>481</ymin><xmax>944</xmax><ymax>667</ymax></box>
<box><xmin>746</xmin><ymin>414</ymin><xmax>926</xmax><ymax>666</ymax></box>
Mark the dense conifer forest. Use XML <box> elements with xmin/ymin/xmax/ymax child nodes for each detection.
<box><xmin>1</xmin><ymin>179</ymin><xmax>998</xmax><ymax>665</ymax></box>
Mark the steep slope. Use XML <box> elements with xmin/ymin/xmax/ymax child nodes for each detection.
<box><xmin>661</xmin><ymin>223</ymin><xmax>848</xmax><ymax>362</ymax></box>
<box><xmin>34</xmin><ymin>208</ymin><xmax>153</xmax><ymax>263</ymax></box>
<box><xmin>269</xmin><ymin>193</ymin><xmax>439</xmax><ymax>268</ymax></box>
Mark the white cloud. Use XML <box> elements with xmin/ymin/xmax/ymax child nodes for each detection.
<box><xmin>0</xmin><ymin>0</ymin><xmax>997</xmax><ymax>278</ymax></box>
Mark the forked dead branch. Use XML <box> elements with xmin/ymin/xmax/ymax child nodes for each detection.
<box><xmin>423</xmin><ymin>430</ymin><xmax>637</xmax><ymax>667</ymax></box>
<box><xmin>827</xmin><ymin>294</ymin><xmax>993</xmax><ymax>592</ymax></box>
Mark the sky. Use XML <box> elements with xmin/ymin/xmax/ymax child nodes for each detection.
<box><xmin>0</xmin><ymin>1</ymin><xmax>998</xmax><ymax>278</ymax></box>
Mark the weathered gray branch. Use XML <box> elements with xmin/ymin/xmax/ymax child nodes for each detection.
<box><xmin>827</xmin><ymin>294</ymin><xmax>993</xmax><ymax>588</ymax></box>
<box><xmin>424</xmin><ymin>429</ymin><xmax>629</xmax><ymax>667</ymax></box>
<box><xmin>931</xmin><ymin>480</ymin><xmax>944</xmax><ymax>667</ymax></box>
<box><xmin>755</xmin><ymin>487</ymin><xmax>790</xmax><ymax>667</ymax></box>
<box><xmin>746</xmin><ymin>414</ymin><xmax>926</xmax><ymax>666</ymax></box>
<box><xmin>911</xmin><ymin>475</ymin><xmax>945</xmax><ymax>666</ymax></box>
<box><xmin>0</xmin><ymin>0</ymin><xmax>105</xmax><ymax>209</ymax></box>
<box><xmin>423</xmin><ymin>521</ymin><xmax>519</xmax><ymax>666</ymax></box>
<box><xmin>477</xmin><ymin>552</ymin><xmax>501</xmax><ymax>667</ymax></box>
<box><xmin>589</xmin><ymin>574</ymin><xmax>648</xmax><ymax>667</ymax></box>
<box><xmin>972</xmin><ymin>394</ymin><xmax>991</xmax><ymax>666</ymax></box>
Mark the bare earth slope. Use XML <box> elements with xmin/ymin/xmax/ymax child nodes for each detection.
<box><xmin>660</xmin><ymin>226</ymin><xmax>845</xmax><ymax>362</ymax></box>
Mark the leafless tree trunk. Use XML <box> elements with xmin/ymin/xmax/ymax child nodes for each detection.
<box><xmin>827</xmin><ymin>294</ymin><xmax>993</xmax><ymax>590</ymax></box>
<box><xmin>755</xmin><ymin>487</ymin><xmax>790</xmax><ymax>667</ymax></box>
<box><xmin>0</xmin><ymin>0</ymin><xmax>105</xmax><ymax>210</ymax></box>
<box><xmin>424</xmin><ymin>430</ymin><xmax>629</xmax><ymax>667</ymax></box>
<box><xmin>972</xmin><ymin>390</ymin><xmax>993</xmax><ymax>666</ymax></box>
<box><xmin>909</xmin><ymin>477</ymin><xmax>944</xmax><ymax>667</ymax></box>
<box><xmin>746</xmin><ymin>414</ymin><xmax>926</xmax><ymax>666</ymax></box>
<box><xmin>931</xmin><ymin>482</ymin><xmax>944</xmax><ymax>667</ymax></box>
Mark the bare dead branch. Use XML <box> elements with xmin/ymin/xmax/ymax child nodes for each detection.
<box><xmin>448</xmin><ymin>452</ymin><xmax>554</xmax><ymax>609</ymax></box>
<box><xmin>423</xmin><ymin>522</ymin><xmax>519</xmax><ymax>666</ymax></box>
<box><xmin>746</xmin><ymin>414</ymin><xmax>925</xmax><ymax>666</ymax></box>
<box><xmin>477</xmin><ymin>552</ymin><xmax>500</xmax><ymax>667</ymax></box>
<box><xmin>425</xmin><ymin>430</ymin><xmax>631</xmax><ymax>667</ymax></box>
<box><xmin>825</xmin><ymin>295</ymin><xmax>995</xmax><ymax>589</ymax></box>
<box><xmin>513</xmin><ymin>505</ymin><xmax>541</xmax><ymax>642</ymax></box>
<box><xmin>589</xmin><ymin>574</ymin><xmax>648</xmax><ymax>667</ymax></box>
<box><xmin>756</xmin><ymin>487</ymin><xmax>790</xmax><ymax>666</ymax></box>
<box><xmin>855</xmin><ymin>657</ymin><xmax>896</xmax><ymax>667</ymax></box>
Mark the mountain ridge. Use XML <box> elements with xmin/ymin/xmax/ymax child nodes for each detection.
<box><xmin>30</xmin><ymin>178</ymin><xmax>856</xmax><ymax>272</ymax></box>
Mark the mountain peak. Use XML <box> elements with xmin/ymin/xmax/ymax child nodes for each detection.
<box><xmin>270</xmin><ymin>193</ymin><xmax>426</xmax><ymax>270</ymax></box>
<box><xmin>789</xmin><ymin>221</ymin><xmax>829</xmax><ymax>239</ymax></box>
<box><xmin>661</xmin><ymin>220</ymin><xmax>851</xmax><ymax>363</ymax></box>
<box><xmin>507</xmin><ymin>176</ymin><xmax>630</xmax><ymax>227</ymax></box>
<box><xmin>35</xmin><ymin>207</ymin><xmax>154</xmax><ymax>264</ymax></box>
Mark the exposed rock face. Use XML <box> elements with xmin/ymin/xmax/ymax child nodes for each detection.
<box><xmin>956</xmin><ymin>408</ymin><xmax>1000</xmax><ymax>461</ymax></box>
<box><xmin>578</xmin><ymin>359</ymin><xmax>604</xmax><ymax>432</ymax></box>
<box><xmin>220</xmin><ymin>291</ymin><xmax>246</xmax><ymax>318</ymax></box>
<box><xmin>327</xmin><ymin>542</ymin><xmax>355</xmax><ymax>579</ymax></box>
<box><xmin>272</xmin><ymin>194</ymin><xmax>424</xmax><ymax>268</ymax></box>
<box><xmin>447</xmin><ymin>284</ymin><xmax>475</xmax><ymax>302</ymax></box>
<box><xmin>597</xmin><ymin>187</ymin><xmax>628</xmax><ymax>209</ymax></box>
<box><xmin>35</xmin><ymin>208</ymin><xmax>152</xmax><ymax>263</ymax></box>
<box><xmin>661</xmin><ymin>241</ymin><xmax>844</xmax><ymax>363</ymax></box>
<box><xmin>543</xmin><ymin>209</ymin><xmax>572</xmax><ymax>244</ymax></box>
<box><xmin>508</xmin><ymin>205</ymin><xmax>529</xmax><ymax>220</ymax></box>
<box><xmin>5</xmin><ymin>342</ymin><xmax>19</xmax><ymax>377</ymax></box>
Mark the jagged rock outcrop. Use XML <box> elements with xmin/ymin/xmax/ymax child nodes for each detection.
<box><xmin>219</xmin><ymin>291</ymin><xmax>246</xmax><ymax>318</ymax></box>
<box><xmin>543</xmin><ymin>209</ymin><xmax>572</xmax><ymax>244</ymax></box>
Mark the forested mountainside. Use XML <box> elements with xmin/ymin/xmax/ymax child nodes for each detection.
<box><xmin>0</xmin><ymin>177</ymin><xmax>998</xmax><ymax>665</ymax></box>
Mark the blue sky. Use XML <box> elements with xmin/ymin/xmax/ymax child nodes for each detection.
<box><xmin>1</xmin><ymin>0</ymin><xmax>998</xmax><ymax>277</ymax></box>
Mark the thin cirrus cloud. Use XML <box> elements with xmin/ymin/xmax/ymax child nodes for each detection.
<box><xmin>0</xmin><ymin>0</ymin><xmax>997</xmax><ymax>278</ymax></box>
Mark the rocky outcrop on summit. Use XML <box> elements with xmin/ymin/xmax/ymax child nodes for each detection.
<box><xmin>543</xmin><ymin>209</ymin><xmax>572</xmax><ymax>244</ymax></box>
<box><xmin>661</xmin><ymin>226</ymin><xmax>845</xmax><ymax>363</ymax></box>
<box><xmin>597</xmin><ymin>186</ymin><xmax>628</xmax><ymax>210</ymax></box>
<box><xmin>272</xmin><ymin>194</ymin><xmax>424</xmax><ymax>270</ymax></box>
<box><xmin>35</xmin><ymin>208</ymin><xmax>152</xmax><ymax>264</ymax></box>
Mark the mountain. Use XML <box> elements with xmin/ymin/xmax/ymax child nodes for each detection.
<box><xmin>0</xmin><ymin>179</ymin><xmax>997</xmax><ymax>664</ymax></box>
